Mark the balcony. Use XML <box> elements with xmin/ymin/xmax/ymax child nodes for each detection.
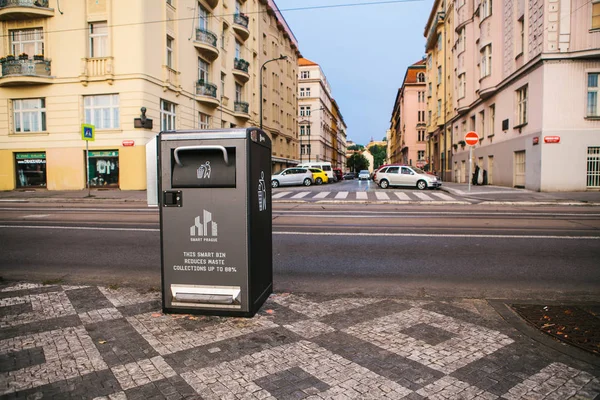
<box><xmin>162</xmin><ymin>65</ymin><xmax>181</xmax><ymax>92</ymax></box>
<box><xmin>232</xmin><ymin>58</ymin><xmax>250</xmax><ymax>82</ymax></box>
<box><xmin>0</xmin><ymin>0</ymin><xmax>54</xmax><ymax>20</ymax></box>
<box><xmin>0</xmin><ymin>57</ymin><xmax>53</xmax><ymax>86</ymax></box>
<box><xmin>233</xmin><ymin>101</ymin><xmax>250</xmax><ymax>119</ymax></box>
<box><xmin>79</xmin><ymin>57</ymin><xmax>114</xmax><ymax>86</ymax></box>
<box><xmin>195</xmin><ymin>80</ymin><xmax>220</xmax><ymax>107</ymax></box>
<box><xmin>193</xmin><ymin>29</ymin><xmax>219</xmax><ymax>60</ymax></box>
<box><xmin>205</xmin><ymin>0</ymin><xmax>218</xmax><ymax>9</ymax></box>
<box><xmin>232</xmin><ymin>13</ymin><xmax>250</xmax><ymax>41</ymax></box>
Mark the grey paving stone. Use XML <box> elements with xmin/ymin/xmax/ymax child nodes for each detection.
<box><xmin>117</xmin><ymin>300</ymin><xmax>162</xmax><ymax>318</ymax></box>
<box><xmin>401</xmin><ymin>322</ymin><xmax>457</xmax><ymax>346</ymax></box>
<box><xmin>0</xmin><ymin>284</ymin><xmax>60</xmax><ymax>300</ymax></box>
<box><xmin>254</xmin><ymin>367</ymin><xmax>330</xmax><ymax>398</ymax></box>
<box><xmin>318</xmin><ymin>299</ymin><xmax>412</xmax><ymax>330</ymax></box>
<box><xmin>0</xmin><ymin>346</ymin><xmax>45</xmax><ymax>373</ymax></box>
<box><xmin>0</xmin><ymin>302</ymin><xmax>33</xmax><ymax>318</ymax></box>
<box><xmin>0</xmin><ymin>314</ymin><xmax>81</xmax><ymax>340</ymax></box>
<box><xmin>255</xmin><ymin>298</ymin><xmax>309</xmax><ymax>325</ymax></box>
<box><xmin>313</xmin><ymin>331</ymin><xmax>444</xmax><ymax>391</ymax></box>
<box><xmin>422</xmin><ymin>301</ymin><xmax>509</xmax><ymax>332</ymax></box>
<box><xmin>1</xmin><ymin>369</ymin><xmax>120</xmax><ymax>400</ymax></box>
<box><xmin>163</xmin><ymin>327</ymin><xmax>300</xmax><ymax>374</ymax></box>
<box><xmin>85</xmin><ymin>318</ymin><xmax>160</xmax><ymax>368</ymax></box>
<box><xmin>66</xmin><ymin>287</ymin><xmax>114</xmax><ymax>314</ymax></box>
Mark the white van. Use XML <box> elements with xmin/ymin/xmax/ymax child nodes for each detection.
<box><xmin>297</xmin><ymin>162</ymin><xmax>334</xmax><ymax>181</ymax></box>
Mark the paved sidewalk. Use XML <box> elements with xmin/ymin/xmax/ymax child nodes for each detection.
<box><xmin>0</xmin><ymin>282</ymin><xmax>599</xmax><ymax>399</ymax></box>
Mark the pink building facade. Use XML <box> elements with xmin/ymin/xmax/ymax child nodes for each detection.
<box><xmin>450</xmin><ymin>0</ymin><xmax>600</xmax><ymax>191</ymax></box>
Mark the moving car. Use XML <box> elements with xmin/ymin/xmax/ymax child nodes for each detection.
<box><xmin>374</xmin><ymin>165</ymin><xmax>441</xmax><ymax>190</ymax></box>
<box><xmin>358</xmin><ymin>170</ymin><xmax>371</xmax><ymax>180</ymax></box>
<box><xmin>296</xmin><ymin>162</ymin><xmax>334</xmax><ymax>181</ymax></box>
<box><xmin>343</xmin><ymin>172</ymin><xmax>355</xmax><ymax>180</ymax></box>
<box><xmin>333</xmin><ymin>168</ymin><xmax>343</xmax><ymax>182</ymax></box>
<box><xmin>271</xmin><ymin>168</ymin><xmax>313</xmax><ymax>188</ymax></box>
<box><xmin>308</xmin><ymin>168</ymin><xmax>329</xmax><ymax>185</ymax></box>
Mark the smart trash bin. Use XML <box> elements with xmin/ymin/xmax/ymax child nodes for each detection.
<box><xmin>159</xmin><ymin>128</ymin><xmax>272</xmax><ymax>317</ymax></box>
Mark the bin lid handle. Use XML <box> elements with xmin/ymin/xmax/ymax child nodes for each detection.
<box><xmin>174</xmin><ymin>145</ymin><xmax>229</xmax><ymax>166</ymax></box>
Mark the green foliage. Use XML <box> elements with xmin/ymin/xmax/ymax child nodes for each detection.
<box><xmin>347</xmin><ymin>153</ymin><xmax>369</xmax><ymax>172</ymax></box>
<box><xmin>369</xmin><ymin>145</ymin><xmax>387</xmax><ymax>169</ymax></box>
<box><xmin>347</xmin><ymin>144</ymin><xmax>364</xmax><ymax>151</ymax></box>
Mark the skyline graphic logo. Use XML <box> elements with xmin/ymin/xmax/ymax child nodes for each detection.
<box><xmin>190</xmin><ymin>210</ymin><xmax>218</xmax><ymax>242</ymax></box>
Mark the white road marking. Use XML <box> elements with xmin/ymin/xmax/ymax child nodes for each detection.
<box><xmin>394</xmin><ymin>192</ymin><xmax>411</xmax><ymax>201</ymax></box>
<box><xmin>375</xmin><ymin>192</ymin><xmax>390</xmax><ymax>200</ymax></box>
<box><xmin>356</xmin><ymin>192</ymin><xmax>368</xmax><ymax>200</ymax></box>
<box><xmin>334</xmin><ymin>192</ymin><xmax>349</xmax><ymax>199</ymax></box>
<box><xmin>312</xmin><ymin>192</ymin><xmax>330</xmax><ymax>199</ymax></box>
<box><xmin>413</xmin><ymin>192</ymin><xmax>433</xmax><ymax>201</ymax></box>
<box><xmin>291</xmin><ymin>192</ymin><xmax>310</xmax><ymax>199</ymax></box>
<box><xmin>272</xmin><ymin>192</ymin><xmax>291</xmax><ymax>199</ymax></box>
<box><xmin>23</xmin><ymin>214</ymin><xmax>50</xmax><ymax>219</ymax></box>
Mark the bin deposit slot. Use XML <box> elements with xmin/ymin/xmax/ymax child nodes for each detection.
<box><xmin>172</xmin><ymin>146</ymin><xmax>236</xmax><ymax>188</ymax></box>
<box><xmin>171</xmin><ymin>284</ymin><xmax>241</xmax><ymax>308</ymax></box>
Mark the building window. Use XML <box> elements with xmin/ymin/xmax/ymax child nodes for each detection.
<box><xmin>221</xmin><ymin>72</ymin><xmax>226</xmax><ymax>96</ymax></box>
<box><xmin>481</xmin><ymin>45</ymin><xmax>492</xmax><ymax>78</ymax></box>
<box><xmin>166</xmin><ymin>36</ymin><xmax>173</xmax><ymax>68</ymax></box>
<box><xmin>10</xmin><ymin>28</ymin><xmax>44</xmax><ymax>56</ymax></box>
<box><xmin>418</xmin><ymin>91</ymin><xmax>425</xmax><ymax>102</ymax></box>
<box><xmin>516</xmin><ymin>85</ymin><xmax>528</xmax><ymax>125</ymax></box>
<box><xmin>235</xmin><ymin>82</ymin><xmax>242</xmax><ymax>102</ymax></box>
<box><xmin>587</xmin><ymin>73</ymin><xmax>599</xmax><ymax>117</ymax></box>
<box><xmin>479</xmin><ymin>110</ymin><xmax>485</xmax><ymax>137</ymax></box>
<box><xmin>428</xmin><ymin>110</ymin><xmax>432</xmax><ymax>125</ymax></box>
<box><xmin>437</xmin><ymin>66</ymin><xmax>442</xmax><ymax>85</ymax></box>
<box><xmin>489</xmin><ymin>104</ymin><xmax>495</xmax><ymax>135</ymax></box>
<box><xmin>198</xmin><ymin>57</ymin><xmax>209</xmax><ymax>81</ymax></box>
<box><xmin>89</xmin><ymin>22</ymin><xmax>108</xmax><ymax>58</ymax></box>
<box><xmin>418</xmin><ymin>110</ymin><xmax>425</xmax><ymax>122</ymax></box>
<box><xmin>481</xmin><ymin>0</ymin><xmax>492</xmax><ymax>19</ymax></box>
<box><xmin>13</xmin><ymin>98</ymin><xmax>46</xmax><ymax>133</ymax></box>
<box><xmin>300</xmin><ymin>124</ymin><xmax>310</xmax><ymax>136</ymax></box>
<box><xmin>427</xmin><ymin>55</ymin><xmax>432</xmax><ymax>70</ymax></box>
<box><xmin>593</xmin><ymin>1</ymin><xmax>600</xmax><ymax>30</ymax></box>
<box><xmin>437</xmin><ymin>99</ymin><xmax>442</xmax><ymax>116</ymax></box>
<box><xmin>300</xmin><ymin>71</ymin><xmax>309</xmax><ymax>79</ymax></box>
<box><xmin>587</xmin><ymin>147</ymin><xmax>600</xmax><ymax>188</ymax></box>
<box><xmin>300</xmin><ymin>106</ymin><xmax>311</xmax><ymax>117</ymax></box>
<box><xmin>161</xmin><ymin>99</ymin><xmax>176</xmax><ymax>131</ymax></box>
<box><xmin>418</xmin><ymin>150</ymin><xmax>425</xmax><ymax>160</ymax></box>
<box><xmin>166</xmin><ymin>0</ymin><xmax>173</xmax><ymax>5</ymax></box>
<box><xmin>517</xmin><ymin>16</ymin><xmax>525</xmax><ymax>55</ymax></box>
<box><xmin>199</xmin><ymin>112</ymin><xmax>210</xmax><ymax>129</ymax></box>
<box><xmin>300</xmin><ymin>88</ymin><xmax>306</xmax><ymax>97</ymax></box>
<box><xmin>458</xmin><ymin>28</ymin><xmax>466</xmax><ymax>52</ymax></box>
<box><xmin>428</xmin><ymin>82</ymin><xmax>432</xmax><ymax>97</ymax></box>
<box><xmin>458</xmin><ymin>73</ymin><xmax>466</xmax><ymax>98</ymax></box>
<box><xmin>198</xmin><ymin>3</ymin><xmax>208</xmax><ymax>31</ymax></box>
<box><xmin>417</xmin><ymin>72</ymin><xmax>425</xmax><ymax>82</ymax></box>
<box><xmin>84</xmin><ymin>94</ymin><xmax>119</xmax><ymax>129</ymax></box>
<box><xmin>437</xmin><ymin>35</ymin><xmax>442</xmax><ymax>51</ymax></box>
<box><xmin>16</xmin><ymin>152</ymin><xmax>47</xmax><ymax>188</ymax></box>
<box><xmin>418</xmin><ymin>130</ymin><xmax>425</xmax><ymax>141</ymax></box>
<box><xmin>235</xmin><ymin>40</ymin><xmax>241</xmax><ymax>60</ymax></box>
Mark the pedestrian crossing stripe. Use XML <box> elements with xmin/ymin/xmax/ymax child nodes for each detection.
<box><xmin>394</xmin><ymin>192</ymin><xmax>410</xmax><ymax>200</ymax></box>
<box><xmin>413</xmin><ymin>192</ymin><xmax>433</xmax><ymax>201</ymax></box>
<box><xmin>335</xmin><ymin>191</ymin><xmax>348</xmax><ymax>199</ymax></box>
<box><xmin>270</xmin><ymin>191</ymin><xmax>464</xmax><ymax>202</ymax></box>
<box><xmin>375</xmin><ymin>192</ymin><xmax>390</xmax><ymax>200</ymax></box>
<box><xmin>356</xmin><ymin>192</ymin><xmax>368</xmax><ymax>200</ymax></box>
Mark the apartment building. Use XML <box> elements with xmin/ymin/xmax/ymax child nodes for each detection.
<box><xmin>297</xmin><ymin>57</ymin><xmax>346</xmax><ymax>167</ymax></box>
<box><xmin>388</xmin><ymin>59</ymin><xmax>427</xmax><ymax>167</ymax></box>
<box><xmin>424</xmin><ymin>0</ymin><xmax>455</xmax><ymax>180</ymax></box>
<box><xmin>0</xmin><ymin>0</ymin><xmax>301</xmax><ymax>191</ymax></box>
<box><xmin>447</xmin><ymin>0</ymin><xmax>600</xmax><ymax>190</ymax></box>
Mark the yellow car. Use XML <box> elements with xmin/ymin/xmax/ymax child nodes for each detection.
<box><xmin>309</xmin><ymin>168</ymin><xmax>329</xmax><ymax>185</ymax></box>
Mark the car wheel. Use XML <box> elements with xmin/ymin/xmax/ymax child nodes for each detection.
<box><xmin>271</xmin><ymin>180</ymin><xmax>279</xmax><ymax>188</ymax></box>
<box><xmin>379</xmin><ymin>180</ymin><xmax>389</xmax><ymax>189</ymax></box>
<box><xmin>417</xmin><ymin>180</ymin><xmax>427</xmax><ymax>190</ymax></box>
<box><xmin>316</xmin><ymin>177</ymin><xmax>323</xmax><ymax>185</ymax></box>
<box><xmin>303</xmin><ymin>178</ymin><xmax>312</xmax><ymax>186</ymax></box>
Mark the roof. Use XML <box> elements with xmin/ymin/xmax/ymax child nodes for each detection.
<box><xmin>299</xmin><ymin>58</ymin><xmax>318</xmax><ymax>66</ymax></box>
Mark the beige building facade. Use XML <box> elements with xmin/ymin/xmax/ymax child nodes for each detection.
<box><xmin>388</xmin><ymin>59</ymin><xmax>427</xmax><ymax>168</ymax></box>
<box><xmin>0</xmin><ymin>0</ymin><xmax>301</xmax><ymax>191</ymax></box>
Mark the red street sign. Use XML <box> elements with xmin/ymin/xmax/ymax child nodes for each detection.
<box><xmin>544</xmin><ymin>136</ymin><xmax>560</xmax><ymax>144</ymax></box>
<box><xmin>533</xmin><ymin>137</ymin><xmax>539</xmax><ymax>145</ymax></box>
<box><xmin>465</xmin><ymin>131</ymin><xmax>479</xmax><ymax>146</ymax></box>
<box><xmin>122</xmin><ymin>140</ymin><xmax>135</xmax><ymax>147</ymax></box>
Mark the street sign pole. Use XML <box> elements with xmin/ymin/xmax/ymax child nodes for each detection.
<box><xmin>468</xmin><ymin>146</ymin><xmax>472</xmax><ymax>192</ymax></box>
<box><xmin>86</xmin><ymin>141</ymin><xmax>90</xmax><ymax>197</ymax></box>
<box><xmin>81</xmin><ymin>124</ymin><xmax>95</xmax><ymax>197</ymax></box>
<box><xmin>464</xmin><ymin>131</ymin><xmax>479</xmax><ymax>192</ymax></box>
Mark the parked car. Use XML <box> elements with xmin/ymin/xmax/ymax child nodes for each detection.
<box><xmin>343</xmin><ymin>172</ymin><xmax>355</xmax><ymax>180</ymax></box>
<box><xmin>308</xmin><ymin>168</ymin><xmax>329</xmax><ymax>185</ymax></box>
<box><xmin>271</xmin><ymin>168</ymin><xmax>313</xmax><ymax>188</ymax></box>
<box><xmin>296</xmin><ymin>162</ymin><xmax>334</xmax><ymax>181</ymax></box>
<box><xmin>374</xmin><ymin>165</ymin><xmax>441</xmax><ymax>190</ymax></box>
<box><xmin>372</xmin><ymin>164</ymin><xmax>393</xmax><ymax>182</ymax></box>
<box><xmin>358</xmin><ymin>170</ymin><xmax>371</xmax><ymax>180</ymax></box>
<box><xmin>333</xmin><ymin>168</ymin><xmax>343</xmax><ymax>182</ymax></box>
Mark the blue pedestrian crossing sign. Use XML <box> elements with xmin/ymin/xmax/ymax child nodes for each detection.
<box><xmin>81</xmin><ymin>124</ymin><xmax>95</xmax><ymax>141</ymax></box>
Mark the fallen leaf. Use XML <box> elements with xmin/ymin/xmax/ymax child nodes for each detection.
<box><xmin>151</xmin><ymin>313</ymin><xmax>162</xmax><ymax>318</ymax></box>
<box><xmin>98</xmin><ymin>340</ymin><xmax>107</xmax><ymax>344</ymax></box>
<box><xmin>265</xmin><ymin>309</ymin><xmax>275</xmax><ymax>315</ymax></box>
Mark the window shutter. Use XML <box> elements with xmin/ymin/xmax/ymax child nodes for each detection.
<box><xmin>593</xmin><ymin>2</ymin><xmax>600</xmax><ymax>30</ymax></box>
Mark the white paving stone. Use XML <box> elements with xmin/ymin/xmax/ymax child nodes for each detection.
<box><xmin>283</xmin><ymin>320</ymin><xmax>336</xmax><ymax>339</ymax></box>
<box><xmin>79</xmin><ymin>307</ymin><xmax>123</xmax><ymax>325</ymax></box>
<box><xmin>1</xmin><ymin>283</ymin><xmax>45</xmax><ymax>292</ymax></box>
<box><xmin>111</xmin><ymin>356</ymin><xmax>176</xmax><ymax>390</ymax></box>
<box><xmin>98</xmin><ymin>286</ymin><xmax>160</xmax><ymax>307</ymax></box>
<box><xmin>271</xmin><ymin>293</ymin><xmax>380</xmax><ymax>319</ymax></box>
<box><xmin>417</xmin><ymin>376</ymin><xmax>498</xmax><ymax>399</ymax></box>
<box><xmin>0</xmin><ymin>291</ymin><xmax>76</xmax><ymax>328</ymax></box>
<box><xmin>344</xmin><ymin>307</ymin><xmax>514</xmax><ymax>374</ymax></box>
<box><xmin>180</xmin><ymin>340</ymin><xmax>413</xmax><ymax>400</ymax></box>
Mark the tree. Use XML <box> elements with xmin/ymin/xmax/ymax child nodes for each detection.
<box><xmin>347</xmin><ymin>144</ymin><xmax>364</xmax><ymax>151</ymax></box>
<box><xmin>369</xmin><ymin>145</ymin><xmax>387</xmax><ymax>169</ymax></box>
<box><xmin>347</xmin><ymin>153</ymin><xmax>369</xmax><ymax>172</ymax></box>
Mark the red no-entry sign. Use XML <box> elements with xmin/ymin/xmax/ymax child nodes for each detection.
<box><xmin>465</xmin><ymin>131</ymin><xmax>479</xmax><ymax>146</ymax></box>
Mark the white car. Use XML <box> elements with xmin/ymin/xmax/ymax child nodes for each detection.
<box><xmin>358</xmin><ymin>170</ymin><xmax>371</xmax><ymax>180</ymax></box>
<box><xmin>375</xmin><ymin>165</ymin><xmax>441</xmax><ymax>190</ymax></box>
<box><xmin>271</xmin><ymin>168</ymin><xmax>313</xmax><ymax>188</ymax></box>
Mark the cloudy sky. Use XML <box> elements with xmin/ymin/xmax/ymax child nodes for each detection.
<box><xmin>277</xmin><ymin>0</ymin><xmax>435</xmax><ymax>146</ymax></box>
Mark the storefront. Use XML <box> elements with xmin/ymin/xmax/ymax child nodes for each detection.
<box><xmin>87</xmin><ymin>150</ymin><xmax>119</xmax><ymax>188</ymax></box>
<box><xmin>15</xmin><ymin>152</ymin><xmax>47</xmax><ymax>188</ymax></box>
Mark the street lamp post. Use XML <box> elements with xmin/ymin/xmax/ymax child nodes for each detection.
<box><xmin>259</xmin><ymin>55</ymin><xmax>287</xmax><ymax>130</ymax></box>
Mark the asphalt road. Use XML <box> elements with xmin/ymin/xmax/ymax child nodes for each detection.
<box><xmin>0</xmin><ymin>202</ymin><xmax>599</xmax><ymax>301</ymax></box>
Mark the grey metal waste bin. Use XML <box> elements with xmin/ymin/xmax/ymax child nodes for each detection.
<box><xmin>159</xmin><ymin>128</ymin><xmax>272</xmax><ymax>317</ymax></box>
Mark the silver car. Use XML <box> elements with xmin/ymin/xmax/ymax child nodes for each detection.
<box><xmin>271</xmin><ymin>167</ymin><xmax>313</xmax><ymax>188</ymax></box>
<box><xmin>375</xmin><ymin>165</ymin><xmax>441</xmax><ymax>190</ymax></box>
<box><xmin>358</xmin><ymin>170</ymin><xmax>371</xmax><ymax>180</ymax></box>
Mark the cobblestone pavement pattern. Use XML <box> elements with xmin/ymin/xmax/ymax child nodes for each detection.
<box><xmin>0</xmin><ymin>284</ymin><xmax>598</xmax><ymax>399</ymax></box>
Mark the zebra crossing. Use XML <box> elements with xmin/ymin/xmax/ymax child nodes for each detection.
<box><xmin>272</xmin><ymin>190</ymin><xmax>465</xmax><ymax>202</ymax></box>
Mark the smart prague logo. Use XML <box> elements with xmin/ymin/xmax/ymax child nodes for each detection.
<box><xmin>190</xmin><ymin>210</ymin><xmax>218</xmax><ymax>242</ymax></box>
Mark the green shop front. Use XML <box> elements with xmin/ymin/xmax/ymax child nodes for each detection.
<box><xmin>87</xmin><ymin>150</ymin><xmax>119</xmax><ymax>188</ymax></box>
<box><xmin>15</xmin><ymin>152</ymin><xmax>46</xmax><ymax>188</ymax></box>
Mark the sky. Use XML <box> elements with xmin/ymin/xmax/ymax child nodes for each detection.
<box><xmin>277</xmin><ymin>0</ymin><xmax>435</xmax><ymax>146</ymax></box>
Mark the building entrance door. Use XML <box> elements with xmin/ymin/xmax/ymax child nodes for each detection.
<box><xmin>514</xmin><ymin>150</ymin><xmax>526</xmax><ymax>188</ymax></box>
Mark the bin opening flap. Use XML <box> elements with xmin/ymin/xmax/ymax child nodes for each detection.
<box><xmin>171</xmin><ymin>285</ymin><xmax>241</xmax><ymax>306</ymax></box>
